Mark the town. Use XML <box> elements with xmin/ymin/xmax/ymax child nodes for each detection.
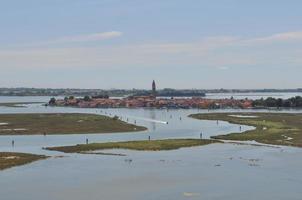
<box><xmin>48</xmin><ymin>81</ymin><xmax>253</xmax><ymax>109</ymax></box>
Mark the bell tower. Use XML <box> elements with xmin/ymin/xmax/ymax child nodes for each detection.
<box><xmin>152</xmin><ymin>80</ymin><xmax>156</xmax><ymax>97</ymax></box>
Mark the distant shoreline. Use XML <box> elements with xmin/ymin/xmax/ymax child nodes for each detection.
<box><xmin>0</xmin><ymin>88</ymin><xmax>301</xmax><ymax>97</ymax></box>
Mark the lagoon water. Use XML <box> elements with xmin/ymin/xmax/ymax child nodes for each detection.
<box><xmin>204</xmin><ymin>92</ymin><xmax>302</xmax><ymax>100</ymax></box>
<box><xmin>0</xmin><ymin>96</ymin><xmax>302</xmax><ymax>200</ymax></box>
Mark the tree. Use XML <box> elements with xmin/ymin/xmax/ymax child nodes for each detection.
<box><xmin>283</xmin><ymin>100</ymin><xmax>292</xmax><ymax>107</ymax></box>
<box><xmin>295</xmin><ymin>96</ymin><xmax>302</xmax><ymax>107</ymax></box>
<box><xmin>49</xmin><ymin>97</ymin><xmax>56</xmax><ymax>105</ymax></box>
<box><xmin>251</xmin><ymin>96</ymin><xmax>302</xmax><ymax>108</ymax></box>
<box><xmin>252</xmin><ymin>98</ymin><xmax>264</xmax><ymax>107</ymax></box>
<box><xmin>265</xmin><ymin>97</ymin><xmax>277</xmax><ymax>107</ymax></box>
<box><xmin>83</xmin><ymin>96</ymin><xmax>91</xmax><ymax>101</ymax></box>
<box><xmin>276</xmin><ymin>98</ymin><xmax>283</xmax><ymax>108</ymax></box>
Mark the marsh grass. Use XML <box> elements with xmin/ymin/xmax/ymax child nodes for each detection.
<box><xmin>0</xmin><ymin>152</ymin><xmax>48</xmax><ymax>170</ymax></box>
<box><xmin>46</xmin><ymin>139</ymin><xmax>220</xmax><ymax>153</ymax></box>
<box><xmin>0</xmin><ymin>113</ymin><xmax>146</xmax><ymax>135</ymax></box>
<box><xmin>190</xmin><ymin>113</ymin><xmax>302</xmax><ymax>147</ymax></box>
<box><xmin>0</xmin><ymin>102</ymin><xmax>43</xmax><ymax>108</ymax></box>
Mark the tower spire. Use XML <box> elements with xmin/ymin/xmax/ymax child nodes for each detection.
<box><xmin>152</xmin><ymin>80</ymin><xmax>156</xmax><ymax>97</ymax></box>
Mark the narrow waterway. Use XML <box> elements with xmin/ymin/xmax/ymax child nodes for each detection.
<box><xmin>0</xmin><ymin>97</ymin><xmax>302</xmax><ymax>200</ymax></box>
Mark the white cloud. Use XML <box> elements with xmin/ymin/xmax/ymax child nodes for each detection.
<box><xmin>266</xmin><ymin>31</ymin><xmax>302</xmax><ymax>40</ymax></box>
<box><xmin>1</xmin><ymin>31</ymin><xmax>302</xmax><ymax>70</ymax></box>
<box><xmin>243</xmin><ymin>31</ymin><xmax>302</xmax><ymax>44</ymax></box>
<box><xmin>53</xmin><ymin>31</ymin><xmax>123</xmax><ymax>43</ymax></box>
<box><xmin>16</xmin><ymin>31</ymin><xmax>123</xmax><ymax>47</ymax></box>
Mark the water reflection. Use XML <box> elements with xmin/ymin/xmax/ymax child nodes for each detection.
<box><xmin>149</xmin><ymin>109</ymin><xmax>156</xmax><ymax>132</ymax></box>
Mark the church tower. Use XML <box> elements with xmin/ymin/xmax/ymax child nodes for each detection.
<box><xmin>152</xmin><ymin>80</ymin><xmax>156</xmax><ymax>97</ymax></box>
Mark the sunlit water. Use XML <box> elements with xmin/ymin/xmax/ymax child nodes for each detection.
<box><xmin>0</xmin><ymin>96</ymin><xmax>302</xmax><ymax>200</ymax></box>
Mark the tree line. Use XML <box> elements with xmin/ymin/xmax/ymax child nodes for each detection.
<box><xmin>252</xmin><ymin>96</ymin><xmax>302</xmax><ymax>108</ymax></box>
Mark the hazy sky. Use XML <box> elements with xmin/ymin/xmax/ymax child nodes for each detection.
<box><xmin>1</xmin><ymin>0</ymin><xmax>302</xmax><ymax>89</ymax></box>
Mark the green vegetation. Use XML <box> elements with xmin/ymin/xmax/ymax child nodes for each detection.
<box><xmin>0</xmin><ymin>102</ymin><xmax>43</xmax><ymax>108</ymax></box>
<box><xmin>252</xmin><ymin>96</ymin><xmax>302</xmax><ymax>108</ymax></box>
<box><xmin>49</xmin><ymin>98</ymin><xmax>56</xmax><ymax>105</ymax></box>
<box><xmin>46</xmin><ymin>139</ymin><xmax>220</xmax><ymax>153</ymax></box>
<box><xmin>0</xmin><ymin>113</ymin><xmax>146</xmax><ymax>135</ymax></box>
<box><xmin>190</xmin><ymin>113</ymin><xmax>302</xmax><ymax>147</ymax></box>
<box><xmin>0</xmin><ymin>152</ymin><xmax>48</xmax><ymax>170</ymax></box>
<box><xmin>83</xmin><ymin>95</ymin><xmax>91</xmax><ymax>101</ymax></box>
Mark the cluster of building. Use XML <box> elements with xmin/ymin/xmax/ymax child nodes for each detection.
<box><xmin>50</xmin><ymin>81</ymin><xmax>253</xmax><ymax>109</ymax></box>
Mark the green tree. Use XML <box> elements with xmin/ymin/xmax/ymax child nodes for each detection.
<box><xmin>265</xmin><ymin>97</ymin><xmax>277</xmax><ymax>107</ymax></box>
<box><xmin>276</xmin><ymin>98</ymin><xmax>283</xmax><ymax>108</ymax></box>
<box><xmin>49</xmin><ymin>97</ymin><xmax>56</xmax><ymax>105</ymax></box>
<box><xmin>83</xmin><ymin>96</ymin><xmax>91</xmax><ymax>101</ymax></box>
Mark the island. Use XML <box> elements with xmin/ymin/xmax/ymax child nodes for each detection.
<box><xmin>45</xmin><ymin>139</ymin><xmax>220</xmax><ymax>153</ymax></box>
<box><xmin>0</xmin><ymin>152</ymin><xmax>48</xmax><ymax>170</ymax></box>
<box><xmin>190</xmin><ymin>113</ymin><xmax>302</xmax><ymax>147</ymax></box>
<box><xmin>48</xmin><ymin>95</ymin><xmax>302</xmax><ymax>110</ymax></box>
<box><xmin>0</xmin><ymin>113</ymin><xmax>146</xmax><ymax>135</ymax></box>
<box><xmin>45</xmin><ymin>81</ymin><xmax>302</xmax><ymax>109</ymax></box>
<box><xmin>0</xmin><ymin>102</ymin><xmax>43</xmax><ymax>108</ymax></box>
<box><xmin>48</xmin><ymin>95</ymin><xmax>254</xmax><ymax>109</ymax></box>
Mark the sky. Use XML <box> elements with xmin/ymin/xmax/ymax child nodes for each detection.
<box><xmin>0</xmin><ymin>0</ymin><xmax>302</xmax><ymax>89</ymax></box>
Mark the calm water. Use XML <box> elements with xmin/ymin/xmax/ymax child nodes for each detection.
<box><xmin>0</xmin><ymin>91</ymin><xmax>301</xmax><ymax>103</ymax></box>
<box><xmin>0</xmin><ymin>96</ymin><xmax>302</xmax><ymax>200</ymax></box>
<box><xmin>205</xmin><ymin>92</ymin><xmax>302</xmax><ymax>100</ymax></box>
